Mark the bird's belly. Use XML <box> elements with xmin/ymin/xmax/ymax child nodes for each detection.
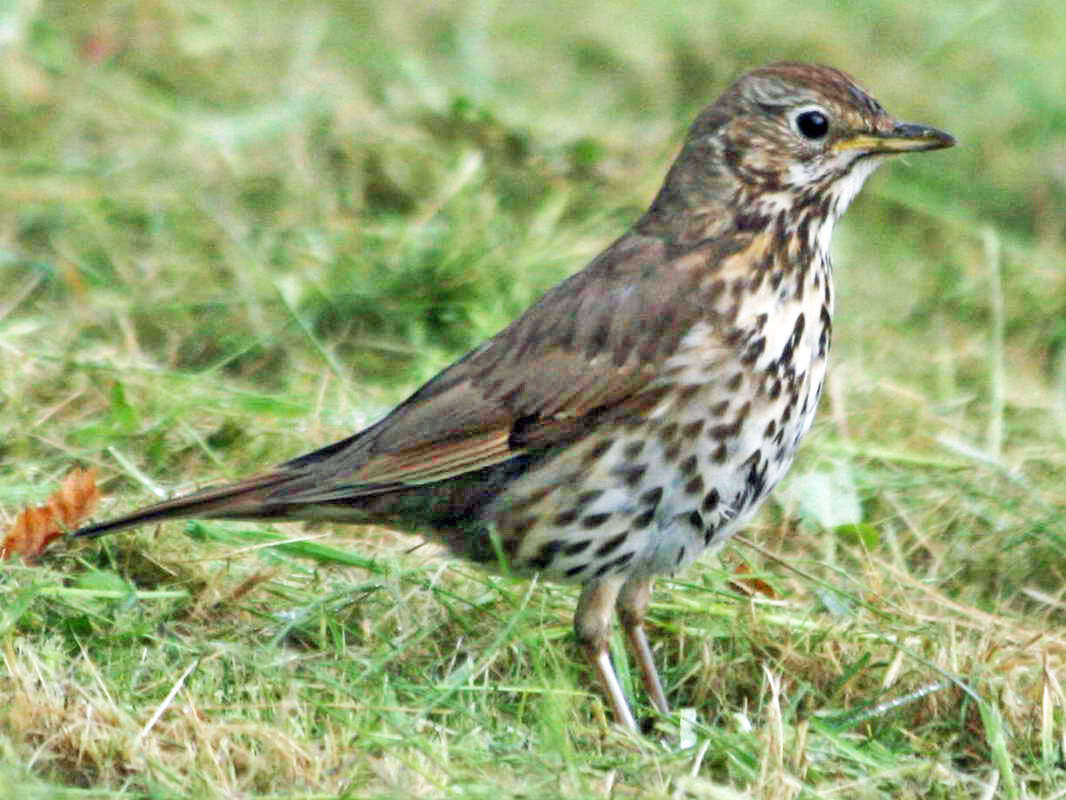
<box><xmin>488</xmin><ymin>335</ymin><xmax>827</xmax><ymax>583</ymax></box>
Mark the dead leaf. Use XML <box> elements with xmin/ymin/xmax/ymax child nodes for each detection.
<box><xmin>2</xmin><ymin>468</ymin><xmax>102</xmax><ymax>560</ymax></box>
<box><xmin>729</xmin><ymin>563</ymin><xmax>778</xmax><ymax>599</ymax></box>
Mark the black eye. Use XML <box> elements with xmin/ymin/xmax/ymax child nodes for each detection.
<box><xmin>794</xmin><ymin>109</ymin><xmax>829</xmax><ymax>140</ymax></box>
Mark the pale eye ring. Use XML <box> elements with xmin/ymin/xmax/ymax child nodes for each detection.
<box><xmin>791</xmin><ymin>106</ymin><xmax>831</xmax><ymax>141</ymax></box>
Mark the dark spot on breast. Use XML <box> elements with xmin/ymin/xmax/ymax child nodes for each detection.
<box><xmin>593</xmin><ymin>549</ymin><xmax>636</xmax><ymax>578</ymax></box>
<box><xmin>582</xmin><ymin>438</ymin><xmax>615</xmax><ymax>466</ymax></box>
<box><xmin>818</xmin><ymin>304</ymin><xmax>833</xmax><ymax>357</ymax></box>
<box><xmin>528</xmin><ymin>539</ymin><xmax>563</xmax><ymax>570</ymax></box>
<box><xmin>710</xmin><ymin>399</ymin><xmax>731</xmax><ymax>417</ymax></box>
<box><xmin>623</xmin><ymin>440</ymin><xmax>646</xmax><ymax>460</ymax></box>
<box><xmin>676</xmin><ymin>546</ymin><xmax>686</xmax><ymax>566</ymax></box>
<box><xmin>564</xmin><ymin>539</ymin><xmax>592</xmax><ymax>556</ymax></box>
<box><xmin>745</xmin><ymin>450</ymin><xmax>768</xmax><ymax>498</ymax></box>
<box><xmin>682</xmin><ymin>419</ymin><xmax>705</xmax><ymax>439</ymax></box>
<box><xmin>552</xmin><ymin>510</ymin><xmax>578</xmax><ymax>527</ymax></box>
<box><xmin>595</xmin><ymin>530</ymin><xmax>627</xmax><ymax>557</ymax></box>
<box><xmin>740</xmin><ymin>336</ymin><xmax>766</xmax><ymax>366</ymax></box>
<box><xmin>659</xmin><ymin>421</ymin><xmax>679</xmax><ymax>442</ymax></box>
<box><xmin>734</xmin><ymin>401</ymin><xmax>751</xmax><ymax>424</ymax></box>
<box><xmin>679</xmin><ymin>454</ymin><xmax>698</xmax><ymax>475</ymax></box>
<box><xmin>709</xmin><ymin>401</ymin><xmax>749</xmax><ymax>441</ymax></box>
<box><xmin>764</xmin><ymin>419</ymin><xmax>777</xmax><ymax>438</ymax></box>
<box><xmin>774</xmin><ymin>312</ymin><xmax>806</xmax><ymax>370</ymax></box>
<box><xmin>685</xmin><ymin>474</ymin><xmax>704</xmax><ymax>495</ymax></box>
<box><xmin>702</xmin><ymin>488</ymin><xmax>720</xmax><ymax>512</ymax></box>
<box><xmin>769</xmin><ymin>379</ymin><xmax>782</xmax><ymax>400</ymax></box>
<box><xmin>711</xmin><ymin>443</ymin><xmax>728</xmax><ymax>463</ymax></box>
<box><xmin>632</xmin><ymin>509</ymin><xmax>655</xmax><ymax>529</ymax></box>
<box><xmin>640</xmin><ymin>486</ymin><xmax>663</xmax><ymax>508</ymax></box>
<box><xmin>676</xmin><ymin>384</ymin><xmax>702</xmax><ymax>408</ymax></box>
<box><xmin>688</xmin><ymin>510</ymin><xmax>704</xmax><ymax>530</ymax></box>
<box><xmin>621</xmin><ymin>464</ymin><xmax>647</xmax><ymax>487</ymax></box>
<box><xmin>582</xmin><ymin>513</ymin><xmax>611</xmax><ymax>529</ymax></box>
<box><xmin>792</xmin><ymin>312</ymin><xmax>806</xmax><ymax>345</ymax></box>
<box><xmin>663</xmin><ymin>442</ymin><xmax>682</xmax><ymax>462</ymax></box>
<box><xmin>576</xmin><ymin>490</ymin><xmax>604</xmax><ymax>509</ymax></box>
<box><xmin>712</xmin><ymin>420</ymin><xmax>737</xmax><ymax>445</ymax></box>
<box><xmin>722</xmin><ymin>330</ymin><xmax>742</xmax><ymax>351</ymax></box>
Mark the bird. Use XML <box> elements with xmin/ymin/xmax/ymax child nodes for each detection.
<box><xmin>71</xmin><ymin>62</ymin><xmax>954</xmax><ymax>732</ymax></box>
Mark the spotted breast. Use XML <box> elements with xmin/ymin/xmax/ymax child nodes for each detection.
<box><xmin>490</xmin><ymin>207</ymin><xmax>833</xmax><ymax>581</ymax></box>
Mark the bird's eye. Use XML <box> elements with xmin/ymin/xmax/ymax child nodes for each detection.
<box><xmin>792</xmin><ymin>108</ymin><xmax>830</xmax><ymax>141</ymax></box>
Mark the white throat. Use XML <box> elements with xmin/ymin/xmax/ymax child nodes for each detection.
<box><xmin>830</xmin><ymin>155</ymin><xmax>886</xmax><ymax>218</ymax></box>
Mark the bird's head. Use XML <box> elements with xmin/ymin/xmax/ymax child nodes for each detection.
<box><xmin>703</xmin><ymin>62</ymin><xmax>955</xmax><ymax>212</ymax></box>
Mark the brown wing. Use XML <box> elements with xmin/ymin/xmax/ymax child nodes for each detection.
<box><xmin>269</xmin><ymin>230</ymin><xmax>748</xmax><ymax>504</ymax></box>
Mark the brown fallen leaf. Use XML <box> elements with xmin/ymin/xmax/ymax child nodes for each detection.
<box><xmin>728</xmin><ymin>562</ymin><xmax>778</xmax><ymax>599</ymax></box>
<box><xmin>2</xmin><ymin>468</ymin><xmax>102</xmax><ymax>560</ymax></box>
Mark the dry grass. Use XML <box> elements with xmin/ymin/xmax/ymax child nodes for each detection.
<box><xmin>2</xmin><ymin>0</ymin><xmax>1065</xmax><ymax>797</ymax></box>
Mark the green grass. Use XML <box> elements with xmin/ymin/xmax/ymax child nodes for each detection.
<box><xmin>2</xmin><ymin>0</ymin><xmax>1065</xmax><ymax>797</ymax></box>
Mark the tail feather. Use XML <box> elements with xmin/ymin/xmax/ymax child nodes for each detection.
<box><xmin>71</xmin><ymin>470</ymin><xmax>298</xmax><ymax>539</ymax></box>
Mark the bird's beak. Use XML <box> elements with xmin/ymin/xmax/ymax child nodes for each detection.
<box><xmin>834</xmin><ymin>122</ymin><xmax>956</xmax><ymax>154</ymax></box>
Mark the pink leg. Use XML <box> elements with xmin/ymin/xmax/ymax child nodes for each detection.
<box><xmin>575</xmin><ymin>577</ymin><xmax>638</xmax><ymax>732</ymax></box>
<box><xmin>618</xmin><ymin>574</ymin><xmax>670</xmax><ymax>715</ymax></box>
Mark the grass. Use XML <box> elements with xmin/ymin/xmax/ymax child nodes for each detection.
<box><xmin>2</xmin><ymin>0</ymin><xmax>1065</xmax><ymax>797</ymax></box>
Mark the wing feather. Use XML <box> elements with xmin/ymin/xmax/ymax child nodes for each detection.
<box><xmin>268</xmin><ymin>231</ymin><xmax>747</xmax><ymax>502</ymax></box>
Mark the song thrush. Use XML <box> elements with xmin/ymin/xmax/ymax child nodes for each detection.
<box><xmin>73</xmin><ymin>62</ymin><xmax>954</xmax><ymax>732</ymax></box>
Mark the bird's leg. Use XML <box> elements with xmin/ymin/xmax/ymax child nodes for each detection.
<box><xmin>618</xmin><ymin>574</ymin><xmax>670</xmax><ymax>715</ymax></box>
<box><xmin>575</xmin><ymin>577</ymin><xmax>637</xmax><ymax>732</ymax></box>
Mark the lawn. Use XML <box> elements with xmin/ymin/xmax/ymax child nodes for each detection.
<box><xmin>2</xmin><ymin>1</ymin><xmax>1064</xmax><ymax>797</ymax></box>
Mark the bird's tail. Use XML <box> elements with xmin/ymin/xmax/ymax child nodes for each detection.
<box><xmin>71</xmin><ymin>469</ymin><xmax>300</xmax><ymax>539</ymax></box>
